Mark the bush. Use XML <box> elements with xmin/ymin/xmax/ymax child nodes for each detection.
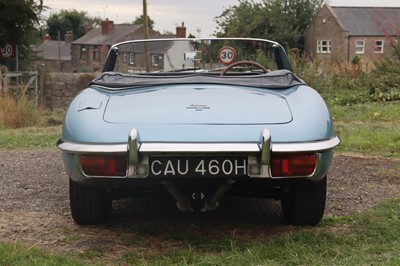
<box><xmin>0</xmin><ymin>90</ymin><xmax>42</xmax><ymax>129</ymax></box>
<box><xmin>290</xmin><ymin>51</ymin><xmax>400</xmax><ymax>106</ymax></box>
<box><xmin>367</xmin><ymin>57</ymin><xmax>400</xmax><ymax>102</ymax></box>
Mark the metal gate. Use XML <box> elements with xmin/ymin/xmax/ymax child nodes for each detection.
<box><xmin>0</xmin><ymin>70</ymin><xmax>39</xmax><ymax>106</ymax></box>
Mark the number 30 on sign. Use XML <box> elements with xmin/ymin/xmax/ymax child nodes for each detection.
<box><xmin>1</xmin><ymin>43</ymin><xmax>14</xmax><ymax>58</ymax></box>
<box><xmin>218</xmin><ymin>46</ymin><xmax>236</xmax><ymax>65</ymax></box>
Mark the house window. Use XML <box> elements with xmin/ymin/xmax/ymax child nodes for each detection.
<box><xmin>151</xmin><ymin>54</ymin><xmax>160</xmax><ymax>66</ymax></box>
<box><xmin>355</xmin><ymin>40</ymin><xmax>365</xmax><ymax>54</ymax></box>
<box><xmin>151</xmin><ymin>54</ymin><xmax>159</xmax><ymax>66</ymax></box>
<box><xmin>93</xmin><ymin>47</ymin><xmax>100</xmax><ymax>60</ymax></box>
<box><xmin>80</xmin><ymin>46</ymin><xmax>87</xmax><ymax>60</ymax></box>
<box><xmin>374</xmin><ymin>40</ymin><xmax>384</xmax><ymax>53</ymax></box>
<box><xmin>317</xmin><ymin>40</ymin><xmax>331</xmax><ymax>53</ymax></box>
<box><xmin>123</xmin><ymin>53</ymin><xmax>127</xmax><ymax>63</ymax></box>
<box><xmin>129</xmin><ymin>53</ymin><xmax>135</xmax><ymax>65</ymax></box>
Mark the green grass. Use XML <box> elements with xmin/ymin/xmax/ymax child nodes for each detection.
<box><xmin>330</xmin><ymin>101</ymin><xmax>400</xmax><ymax>123</ymax></box>
<box><xmin>120</xmin><ymin>200</ymin><xmax>400</xmax><ymax>265</ymax></box>
<box><xmin>0</xmin><ymin>243</ymin><xmax>87</xmax><ymax>266</ymax></box>
<box><xmin>4</xmin><ymin>199</ymin><xmax>394</xmax><ymax>265</ymax></box>
<box><xmin>0</xmin><ymin>125</ymin><xmax>61</xmax><ymax>149</ymax></box>
<box><xmin>330</xmin><ymin>101</ymin><xmax>400</xmax><ymax>157</ymax></box>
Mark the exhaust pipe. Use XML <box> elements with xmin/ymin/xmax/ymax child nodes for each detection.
<box><xmin>160</xmin><ymin>180</ymin><xmax>192</xmax><ymax>212</ymax></box>
<box><xmin>204</xmin><ymin>179</ymin><xmax>235</xmax><ymax>211</ymax></box>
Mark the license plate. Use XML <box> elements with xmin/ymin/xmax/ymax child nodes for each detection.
<box><xmin>149</xmin><ymin>156</ymin><xmax>247</xmax><ymax>178</ymax></box>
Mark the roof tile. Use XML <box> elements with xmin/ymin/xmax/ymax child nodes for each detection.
<box><xmin>332</xmin><ymin>6</ymin><xmax>400</xmax><ymax>36</ymax></box>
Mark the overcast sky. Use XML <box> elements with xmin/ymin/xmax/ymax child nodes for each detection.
<box><xmin>43</xmin><ymin>0</ymin><xmax>400</xmax><ymax>37</ymax></box>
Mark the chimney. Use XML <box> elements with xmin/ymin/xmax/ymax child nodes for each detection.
<box><xmin>43</xmin><ymin>33</ymin><xmax>51</xmax><ymax>43</ymax></box>
<box><xmin>176</xmin><ymin>22</ymin><xmax>186</xmax><ymax>38</ymax></box>
<box><xmin>86</xmin><ymin>25</ymin><xmax>94</xmax><ymax>33</ymax></box>
<box><xmin>65</xmin><ymin>31</ymin><xmax>73</xmax><ymax>43</ymax></box>
<box><xmin>101</xmin><ymin>19</ymin><xmax>114</xmax><ymax>35</ymax></box>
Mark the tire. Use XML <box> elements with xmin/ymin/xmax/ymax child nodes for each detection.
<box><xmin>281</xmin><ymin>176</ymin><xmax>327</xmax><ymax>226</ymax></box>
<box><xmin>69</xmin><ymin>178</ymin><xmax>112</xmax><ymax>225</ymax></box>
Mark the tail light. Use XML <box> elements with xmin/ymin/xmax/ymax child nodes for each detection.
<box><xmin>80</xmin><ymin>154</ymin><xmax>127</xmax><ymax>176</ymax></box>
<box><xmin>271</xmin><ymin>153</ymin><xmax>317</xmax><ymax>177</ymax></box>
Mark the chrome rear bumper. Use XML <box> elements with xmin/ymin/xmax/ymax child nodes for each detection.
<box><xmin>57</xmin><ymin>128</ymin><xmax>340</xmax><ymax>180</ymax></box>
<box><xmin>58</xmin><ymin>134</ymin><xmax>340</xmax><ymax>155</ymax></box>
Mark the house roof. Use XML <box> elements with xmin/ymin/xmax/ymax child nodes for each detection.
<box><xmin>35</xmin><ymin>40</ymin><xmax>71</xmax><ymax>61</ymax></box>
<box><xmin>73</xmin><ymin>24</ymin><xmax>143</xmax><ymax>45</ymax></box>
<box><xmin>331</xmin><ymin>6</ymin><xmax>400</xmax><ymax>36</ymax></box>
<box><xmin>118</xmin><ymin>41</ymin><xmax>174</xmax><ymax>54</ymax></box>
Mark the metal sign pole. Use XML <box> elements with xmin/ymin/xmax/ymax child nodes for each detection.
<box><xmin>15</xmin><ymin>45</ymin><xmax>19</xmax><ymax>72</ymax></box>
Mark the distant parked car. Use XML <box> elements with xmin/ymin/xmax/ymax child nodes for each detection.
<box><xmin>58</xmin><ymin>38</ymin><xmax>339</xmax><ymax>225</ymax></box>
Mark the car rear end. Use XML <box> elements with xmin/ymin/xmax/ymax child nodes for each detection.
<box><xmin>58</xmin><ymin>38</ymin><xmax>339</xmax><ymax>225</ymax></box>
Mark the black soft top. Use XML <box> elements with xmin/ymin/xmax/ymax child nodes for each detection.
<box><xmin>91</xmin><ymin>69</ymin><xmax>305</xmax><ymax>90</ymax></box>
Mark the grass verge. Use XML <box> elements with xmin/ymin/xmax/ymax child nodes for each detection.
<box><xmin>1</xmin><ymin>199</ymin><xmax>398</xmax><ymax>265</ymax></box>
<box><xmin>0</xmin><ymin>243</ymin><xmax>86</xmax><ymax>266</ymax></box>
<box><xmin>330</xmin><ymin>101</ymin><xmax>400</xmax><ymax>157</ymax></box>
<box><xmin>118</xmin><ymin>200</ymin><xmax>400</xmax><ymax>265</ymax></box>
<box><xmin>0</xmin><ymin>125</ymin><xmax>61</xmax><ymax>149</ymax></box>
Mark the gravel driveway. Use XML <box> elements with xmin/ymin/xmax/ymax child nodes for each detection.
<box><xmin>0</xmin><ymin>149</ymin><xmax>399</xmax><ymax>257</ymax></box>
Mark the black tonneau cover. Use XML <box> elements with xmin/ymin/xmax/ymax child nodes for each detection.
<box><xmin>91</xmin><ymin>69</ymin><xmax>305</xmax><ymax>90</ymax></box>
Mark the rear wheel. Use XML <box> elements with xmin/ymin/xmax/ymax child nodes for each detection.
<box><xmin>281</xmin><ymin>176</ymin><xmax>327</xmax><ymax>225</ymax></box>
<box><xmin>69</xmin><ymin>178</ymin><xmax>112</xmax><ymax>225</ymax></box>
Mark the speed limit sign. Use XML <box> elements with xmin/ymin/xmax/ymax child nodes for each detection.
<box><xmin>218</xmin><ymin>46</ymin><xmax>236</xmax><ymax>65</ymax></box>
<box><xmin>1</xmin><ymin>43</ymin><xmax>14</xmax><ymax>58</ymax></box>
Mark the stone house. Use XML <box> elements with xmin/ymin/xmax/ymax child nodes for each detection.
<box><xmin>72</xmin><ymin>20</ymin><xmax>143</xmax><ymax>72</ymax></box>
<box><xmin>35</xmin><ymin>20</ymin><xmax>183</xmax><ymax>73</ymax></box>
<box><xmin>34</xmin><ymin>32</ymin><xmax>74</xmax><ymax>72</ymax></box>
<box><xmin>71</xmin><ymin>20</ymin><xmax>186</xmax><ymax>72</ymax></box>
<box><xmin>304</xmin><ymin>4</ymin><xmax>400</xmax><ymax>65</ymax></box>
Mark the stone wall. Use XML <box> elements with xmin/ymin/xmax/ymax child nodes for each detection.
<box><xmin>41</xmin><ymin>72</ymin><xmax>98</xmax><ymax>109</ymax></box>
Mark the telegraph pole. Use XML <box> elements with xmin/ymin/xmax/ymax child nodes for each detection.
<box><xmin>143</xmin><ymin>0</ymin><xmax>149</xmax><ymax>40</ymax></box>
<box><xmin>143</xmin><ymin>0</ymin><xmax>150</xmax><ymax>72</ymax></box>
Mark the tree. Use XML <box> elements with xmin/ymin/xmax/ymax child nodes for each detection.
<box><xmin>214</xmin><ymin>0</ymin><xmax>266</xmax><ymax>38</ymax></box>
<box><xmin>214</xmin><ymin>0</ymin><xmax>324</xmax><ymax>49</ymax></box>
<box><xmin>133</xmin><ymin>14</ymin><xmax>155</xmax><ymax>29</ymax></box>
<box><xmin>0</xmin><ymin>0</ymin><xmax>44</xmax><ymax>69</ymax></box>
<box><xmin>46</xmin><ymin>9</ymin><xmax>101</xmax><ymax>41</ymax></box>
<box><xmin>266</xmin><ymin>0</ymin><xmax>324</xmax><ymax>49</ymax></box>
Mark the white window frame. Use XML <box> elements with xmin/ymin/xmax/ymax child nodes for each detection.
<box><xmin>129</xmin><ymin>53</ymin><xmax>135</xmax><ymax>65</ymax></box>
<box><xmin>151</xmin><ymin>54</ymin><xmax>160</xmax><ymax>66</ymax></box>
<box><xmin>355</xmin><ymin>40</ymin><xmax>365</xmax><ymax>54</ymax></box>
<box><xmin>374</xmin><ymin>40</ymin><xmax>384</xmax><ymax>53</ymax></box>
<box><xmin>317</xmin><ymin>40</ymin><xmax>331</xmax><ymax>54</ymax></box>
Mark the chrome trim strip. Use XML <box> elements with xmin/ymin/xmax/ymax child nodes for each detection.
<box><xmin>57</xmin><ymin>141</ymin><xmax>127</xmax><ymax>153</ymax></box>
<box><xmin>271</xmin><ymin>136</ymin><xmax>340</xmax><ymax>153</ymax></box>
<box><xmin>57</xmin><ymin>136</ymin><xmax>339</xmax><ymax>154</ymax></box>
<box><xmin>139</xmin><ymin>143</ymin><xmax>260</xmax><ymax>153</ymax></box>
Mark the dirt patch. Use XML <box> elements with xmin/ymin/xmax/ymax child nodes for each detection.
<box><xmin>0</xmin><ymin>149</ymin><xmax>399</xmax><ymax>257</ymax></box>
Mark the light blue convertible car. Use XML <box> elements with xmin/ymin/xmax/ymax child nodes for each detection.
<box><xmin>58</xmin><ymin>38</ymin><xmax>339</xmax><ymax>225</ymax></box>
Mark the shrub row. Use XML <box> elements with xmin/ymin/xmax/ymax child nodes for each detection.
<box><xmin>292</xmin><ymin>53</ymin><xmax>400</xmax><ymax>106</ymax></box>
